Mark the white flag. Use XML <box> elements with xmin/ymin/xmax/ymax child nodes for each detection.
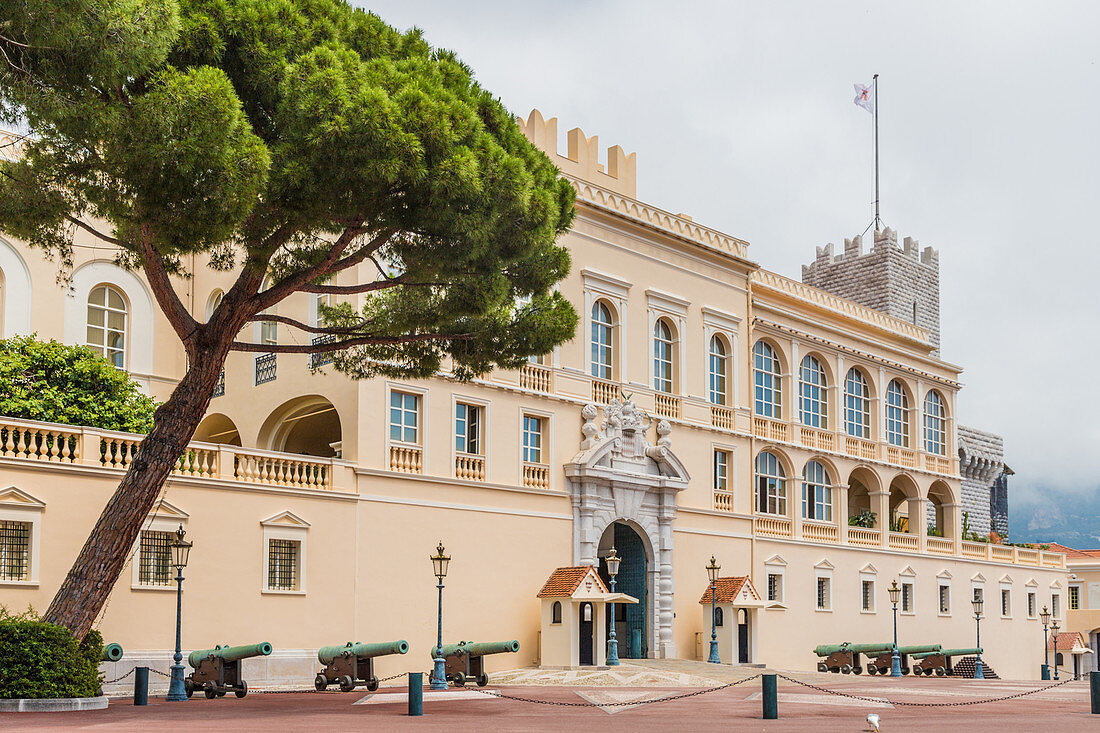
<box><xmin>853</xmin><ymin>82</ymin><xmax>874</xmax><ymax>114</ymax></box>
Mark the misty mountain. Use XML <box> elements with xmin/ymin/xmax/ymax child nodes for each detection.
<box><xmin>1010</xmin><ymin>486</ymin><xmax>1100</xmax><ymax>547</ymax></box>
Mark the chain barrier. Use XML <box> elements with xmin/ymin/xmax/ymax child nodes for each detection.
<box><xmin>466</xmin><ymin>673</ymin><xmax>762</xmax><ymax>708</ymax></box>
<box><xmin>776</xmin><ymin>673</ymin><xmax>1078</xmax><ymax>707</ymax></box>
<box><xmin>101</xmin><ymin>668</ymin><xmax>135</xmax><ymax>685</ymax></box>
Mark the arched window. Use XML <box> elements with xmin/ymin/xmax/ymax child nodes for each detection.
<box><xmin>552</xmin><ymin>601</ymin><xmax>562</xmax><ymax>624</ymax></box>
<box><xmin>844</xmin><ymin>368</ymin><xmax>870</xmax><ymax>438</ymax></box>
<box><xmin>590</xmin><ymin>301</ymin><xmax>614</xmax><ymax>379</ymax></box>
<box><xmin>87</xmin><ymin>285</ymin><xmax>127</xmax><ymax>368</ymax></box>
<box><xmin>924</xmin><ymin>390</ymin><xmax>947</xmax><ymax>455</ymax></box>
<box><xmin>206</xmin><ymin>289</ymin><xmax>224</xmax><ymax>322</ymax></box>
<box><xmin>714</xmin><ymin>607</ymin><xmax>724</xmax><ymax>627</ymax></box>
<box><xmin>799</xmin><ymin>355</ymin><xmax>828</xmax><ymax>428</ymax></box>
<box><xmin>755</xmin><ymin>451</ymin><xmax>787</xmax><ymax>515</ymax></box>
<box><xmin>753</xmin><ymin>341</ymin><xmax>782</xmax><ymax>418</ymax></box>
<box><xmin>653</xmin><ymin>319</ymin><xmax>674</xmax><ymax>393</ymax></box>
<box><xmin>708</xmin><ymin>335</ymin><xmax>728</xmax><ymax>406</ymax></box>
<box><xmin>885</xmin><ymin>380</ymin><xmax>910</xmax><ymax>447</ymax></box>
<box><xmin>802</xmin><ymin>460</ymin><xmax>833</xmax><ymax>521</ymax></box>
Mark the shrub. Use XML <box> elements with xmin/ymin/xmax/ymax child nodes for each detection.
<box><xmin>848</xmin><ymin>509</ymin><xmax>877</xmax><ymax>528</ymax></box>
<box><xmin>0</xmin><ymin>608</ymin><xmax>103</xmax><ymax>699</ymax></box>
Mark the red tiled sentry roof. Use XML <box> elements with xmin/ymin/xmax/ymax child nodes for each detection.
<box><xmin>698</xmin><ymin>577</ymin><xmax>759</xmax><ymax>605</ymax></box>
<box><xmin>1048</xmin><ymin>632</ymin><xmax>1089</xmax><ymax>652</ymax></box>
<box><xmin>1040</xmin><ymin>542</ymin><xmax>1100</xmax><ymax>558</ymax></box>
<box><xmin>537</xmin><ymin>566</ymin><xmax>608</xmax><ymax>598</ymax></box>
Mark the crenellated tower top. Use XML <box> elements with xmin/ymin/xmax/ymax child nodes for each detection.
<box><xmin>517</xmin><ymin>109</ymin><xmax>637</xmax><ymax>198</ymax></box>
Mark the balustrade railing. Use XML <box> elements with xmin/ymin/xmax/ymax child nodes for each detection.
<box><xmin>753</xmin><ymin>515</ymin><xmax>792</xmax><ymax>538</ymax></box>
<box><xmin>961</xmin><ymin>540</ymin><xmax>988</xmax><ymax>559</ymax></box>
<box><xmin>888</xmin><ymin>532</ymin><xmax>919</xmax><ymax>551</ymax></box>
<box><xmin>802</xmin><ymin>521</ymin><xmax>839</xmax><ymax>544</ymax></box>
<box><xmin>235</xmin><ymin>451</ymin><xmax>329</xmax><ymax>489</ymax></box>
<box><xmin>519</xmin><ymin>363</ymin><xmax>552</xmax><ymax>392</ymax></box>
<box><xmin>799</xmin><ymin>426</ymin><xmax>835</xmax><ymax>451</ymax></box>
<box><xmin>845</xmin><ymin>436</ymin><xmax>878</xmax><ymax>460</ymax></box>
<box><xmin>924</xmin><ymin>454</ymin><xmax>953</xmax><ymax>474</ymax></box>
<box><xmin>0</xmin><ymin>422</ymin><xmax>80</xmax><ymax>463</ymax></box>
<box><xmin>522</xmin><ymin>462</ymin><xmax>550</xmax><ymax>490</ymax></box>
<box><xmin>388</xmin><ymin>444</ymin><xmax>423</xmax><ymax>474</ymax></box>
<box><xmin>713</xmin><ymin>491</ymin><xmax>733</xmax><ymax>512</ymax></box>
<box><xmin>710</xmin><ymin>405</ymin><xmax>734</xmax><ymax>430</ymax></box>
<box><xmin>926</xmin><ymin>536</ymin><xmax>954</xmax><ymax>555</ymax></box>
<box><xmin>655</xmin><ymin>393</ymin><xmax>681</xmax><ymax>419</ymax></box>
<box><xmin>455</xmin><ymin>453</ymin><xmax>486</xmax><ymax>481</ymax></box>
<box><xmin>591</xmin><ymin>379</ymin><xmax>619</xmax><ymax>405</ymax></box>
<box><xmin>752</xmin><ymin>417</ymin><xmax>788</xmax><ymax>443</ymax></box>
<box><xmin>847</xmin><ymin>527</ymin><xmax>881</xmax><ymax>548</ymax></box>
<box><xmin>885</xmin><ymin>445</ymin><xmax>917</xmax><ymax>468</ymax></box>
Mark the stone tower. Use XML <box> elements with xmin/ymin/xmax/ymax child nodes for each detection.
<box><xmin>801</xmin><ymin>227</ymin><xmax>940</xmax><ymax>355</ymax></box>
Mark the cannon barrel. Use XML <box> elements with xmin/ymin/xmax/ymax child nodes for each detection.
<box><xmin>912</xmin><ymin>647</ymin><xmax>982</xmax><ymax>659</ymax></box>
<box><xmin>841</xmin><ymin>643</ymin><xmax>901</xmax><ymax>654</ymax></box>
<box><xmin>861</xmin><ymin>644</ymin><xmax>943</xmax><ymax>656</ymax></box>
<box><xmin>431</xmin><ymin>640</ymin><xmax>520</xmax><ymax>658</ymax></box>
<box><xmin>188</xmin><ymin>642</ymin><xmax>273</xmax><ymax>668</ymax></box>
<box><xmin>318</xmin><ymin>640</ymin><xmax>409</xmax><ymax>665</ymax></box>
<box><xmin>101</xmin><ymin>643</ymin><xmax>124</xmax><ymax>662</ymax></box>
<box><xmin>812</xmin><ymin>643</ymin><xmax>851</xmax><ymax>656</ymax></box>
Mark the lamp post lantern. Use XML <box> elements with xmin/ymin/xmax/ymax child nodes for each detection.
<box><xmin>887</xmin><ymin>580</ymin><xmax>902</xmax><ymax>677</ymax></box>
<box><xmin>166</xmin><ymin>524</ymin><xmax>192</xmax><ymax>702</ymax></box>
<box><xmin>1040</xmin><ymin>605</ymin><xmax>1051</xmax><ymax>680</ymax></box>
<box><xmin>706</xmin><ymin>555</ymin><xmax>721</xmax><ymax>664</ymax></box>
<box><xmin>430</xmin><ymin>542</ymin><xmax>450</xmax><ymax>691</ymax></box>
<box><xmin>605</xmin><ymin>548</ymin><xmax>621</xmax><ymax>666</ymax></box>
<box><xmin>972</xmin><ymin>595</ymin><xmax>985</xmax><ymax>679</ymax></box>
<box><xmin>1051</xmin><ymin>620</ymin><xmax>1060</xmax><ymax>681</ymax></box>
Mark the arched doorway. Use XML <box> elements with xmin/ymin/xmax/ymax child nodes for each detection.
<box><xmin>258</xmin><ymin>396</ymin><xmax>343</xmax><ymax>457</ymax></box>
<box><xmin>737</xmin><ymin>608</ymin><xmax>750</xmax><ymax>663</ymax></box>
<box><xmin>888</xmin><ymin>475</ymin><xmax>921</xmax><ymax>534</ymax></box>
<box><xmin>598</xmin><ymin>522</ymin><xmax>649</xmax><ymax>659</ymax></box>
<box><xmin>926</xmin><ymin>480</ymin><xmax>956</xmax><ymax>538</ymax></box>
<box><xmin>193</xmin><ymin>413</ymin><xmax>242</xmax><ymax>446</ymax></box>
<box><xmin>579</xmin><ymin>602</ymin><xmax>594</xmax><ymax>666</ymax></box>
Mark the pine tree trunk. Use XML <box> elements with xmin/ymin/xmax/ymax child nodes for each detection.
<box><xmin>43</xmin><ymin>351</ymin><xmax>226</xmax><ymax>639</ymax></box>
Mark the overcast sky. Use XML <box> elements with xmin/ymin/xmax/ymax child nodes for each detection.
<box><xmin>361</xmin><ymin>1</ymin><xmax>1099</xmax><ymax>499</ymax></box>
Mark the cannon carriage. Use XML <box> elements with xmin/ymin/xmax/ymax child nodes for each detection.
<box><xmin>185</xmin><ymin>642</ymin><xmax>272</xmax><ymax>699</ymax></box>
<box><xmin>314</xmin><ymin>640</ymin><xmax>409</xmax><ymax>692</ymax></box>
<box><xmin>431</xmin><ymin>640</ymin><xmax>519</xmax><ymax>687</ymax></box>
<box><xmin>860</xmin><ymin>644</ymin><xmax>942</xmax><ymax>675</ymax></box>
<box><xmin>911</xmin><ymin>647</ymin><xmax>983</xmax><ymax>676</ymax></box>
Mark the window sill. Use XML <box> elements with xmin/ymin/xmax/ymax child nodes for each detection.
<box><xmin>0</xmin><ymin>579</ymin><xmax>38</xmax><ymax>588</ymax></box>
<box><xmin>860</xmin><ymin>609</ymin><xmax>876</xmax><ymax>615</ymax></box>
<box><xmin>131</xmin><ymin>583</ymin><xmax>176</xmax><ymax>592</ymax></box>
<box><xmin>262</xmin><ymin>588</ymin><xmax>306</xmax><ymax>596</ymax></box>
<box><xmin>815</xmin><ymin>607</ymin><xmax>832</xmax><ymax>613</ymax></box>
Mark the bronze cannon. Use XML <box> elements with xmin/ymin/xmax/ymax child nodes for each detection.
<box><xmin>185</xmin><ymin>642</ymin><xmax>272</xmax><ymax>699</ymax></box>
<box><xmin>314</xmin><ymin>640</ymin><xmax>409</xmax><ymax>692</ymax></box>
<box><xmin>430</xmin><ymin>640</ymin><xmax>520</xmax><ymax>687</ymax></box>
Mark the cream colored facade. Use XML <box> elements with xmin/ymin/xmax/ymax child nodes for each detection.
<box><xmin>0</xmin><ymin>118</ymin><xmax>1070</xmax><ymax>686</ymax></box>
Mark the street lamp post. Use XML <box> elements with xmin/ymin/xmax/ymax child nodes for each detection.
<box><xmin>605</xmin><ymin>548</ymin><xmax>621</xmax><ymax>666</ymax></box>
<box><xmin>430</xmin><ymin>542</ymin><xmax>451</xmax><ymax>691</ymax></box>
<box><xmin>166</xmin><ymin>524</ymin><xmax>192</xmax><ymax>702</ymax></box>
<box><xmin>972</xmin><ymin>595</ymin><xmax>985</xmax><ymax>680</ymax></box>
<box><xmin>1040</xmin><ymin>605</ymin><xmax>1051</xmax><ymax>680</ymax></box>
<box><xmin>887</xmin><ymin>580</ymin><xmax>902</xmax><ymax>677</ymax></box>
<box><xmin>1051</xmin><ymin>620</ymin><xmax>1060</xmax><ymax>681</ymax></box>
<box><xmin>706</xmin><ymin>555</ymin><xmax>721</xmax><ymax>664</ymax></box>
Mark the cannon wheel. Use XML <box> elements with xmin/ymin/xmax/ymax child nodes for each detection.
<box><xmin>817</xmin><ymin>662</ymin><xmax>828</xmax><ymax>673</ymax></box>
<box><xmin>203</xmin><ymin>682</ymin><xmax>217</xmax><ymax>700</ymax></box>
<box><xmin>366</xmin><ymin>676</ymin><xmax>380</xmax><ymax>692</ymax></box>
<box><xmin>866</xmin><ymin>665</ymin><xmax>877</xmax><ymax>675</ymax></box>
<box><xmin>452</xmin><ymin>672</ymin><xmax>466</xmax><ymax>687</ymax></box>
<box><xmin>314</xmin><ymin>674</ymin><xmax>328</xmax><ymax>691</ymax></box>
<box><xmin>901</xmin><ymin>666</ymin><xmax>910</xmax><ymax>675</ymax></box>
<box><xmin>935</xmin><ymin>667</ymin><xmax>946</xmax><ymax>676</ymax></box>
<box><xmin>216</xmin><ymin>688</ymin><xmax>226</xmax><ymax>698</ymax></box>
<box><xmin>184</xmin><ymin>679</ymin><xmax>195</xmax><ymax>699</ymax></box>
<box><xmin>476</xmin><ymin>674</ymin><xmax>488</xmax><ymax>687</ymax></box>
<box><xmin>235</xmin><ymin>681</ymin><xmax>248</xmax><ymax>699</ymax></box>
<box><xmin>338</xmin><ymin>676</ymin><xmax>356</xmax><ymax>693</ymax></box>
<box><xmin>852</xmin><ymin>666</ymin><xmax>862</xmax><ymax>675</ymax></box>
<box><xmin>840</xmin><ymin>664</ymin><xmax>852</xmax><ymax>674</ymax></box>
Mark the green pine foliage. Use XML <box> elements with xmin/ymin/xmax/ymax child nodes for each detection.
<box><xmin>0</xmin><ymin>335</ymin><xmax>156</xmax><ymax>433</ymax></box>
<box><xmin>0</xmin><ymin>608</ymin><xmax>103</xmax><ymax>699</ymax></box>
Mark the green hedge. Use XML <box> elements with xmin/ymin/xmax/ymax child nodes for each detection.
<box><xmin>0</xmin><ymin>609</ymin><xmax>103</xmax><ymax>699</ymax></box>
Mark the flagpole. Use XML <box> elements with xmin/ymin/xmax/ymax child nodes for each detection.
<box><xmin>873</xmin><ymin>73</ymin><xmax>880</xmax><ymax>232</ymax></box>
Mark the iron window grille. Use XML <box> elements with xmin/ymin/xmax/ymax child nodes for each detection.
<box><xmin>310</xmin><ymin>334</ymin><xmax>336</xmax><ymax>368</ymax></box>
<box><xmin>0</xmin><ymin>520</ymin><xmax>30</xmax><ymax>581</ymax></box>
<box><xmin>138</xmin><ymin>530</ymin><xmax>173</xmax><ymax>586</ymax></box>
<box><xmin>901</xmin><ymin>582</ymin><xmax>913</xmax><ymax>613</ymax></box>
<box><xmin>816</xmin><ymin>577</ymin><xmax>830</xmax><ymax>610</ymax></box>
<box><xmin>861</xmin><ymin>580</ymin><xmax>875</xmax><ymax>611</ymax></box>
<box><xmin>255</xmin><ymin>353</ymin><xmax>277</xmax><ymax>385</ymax></box>
<box><xmin>212</xmin><ymin>369</ymin><xmax>225</xmax><ymax>398</ymax></box>
<box><xmin>267</xmin><ymin>538</ymin><xmax>299</xmax><ymax>591</ymax></box>
<box><xmin>939</xmin><ymin>585</ymin><xmax>951</xmax><ymax>614</ymax></box>
<box><xmin>767</xmin><ymin>573</ymin><xmax>782</xmax><ymax>602</ymax></box>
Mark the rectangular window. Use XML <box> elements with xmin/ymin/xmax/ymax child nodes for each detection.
<box><xmin>1052</xmin><ymin>593</ymin><xmax>1061</xmax><ymax>619</ymax></box>
<box><xmin>861</xmin><ymin>580</ymin><xmax>875</xmax><ymax>611</ymax></box>
<box><xmin>767</xmin><ymin>573</ymin><xmax>783</xmax><ymax>602</ymax></box>
<box><xmin>1069</xmin><ymin>586</ymin><xmax>1080</xmax><ymax>611</ymax></box>
<box><xmin>260</xmin><ymin>320</ymin><xmax>278</xmax><ymax>346</ymax></box>
<box><xmin>1001</xmin><ymin>588</ymin><xmax>1011</xmax><ymax>617</ymax></box>
<box><xmin>267</xmin><ymin>538</ymin><xmax>300</xmax><ymax>591</ymax></box>
<box><xmin>455</xmin><ymin>403</ymin><xmax>481</xmax><ymax>455</ymax></box>
<box><xmin>939</xmin><ymin>584</ymin><xmax>951</xmax><ymax>614</ymax></box>
<box><xmin>523</xmin><ymin>415</ymin><xmax>544</xmax><ymax>464</ymax></box>
<box><xmin>816</xmin><ymin>577</ymin><xmax>831</xmax><ymax>610</ymax></box>
<box><xmin>1027</xmin><ymin>591</ymin><xmax>1037</xmax><ymax>618</ymax></box>
<box><xmin>901</xmin><ymin>581</ymin><xmax>913</xmax><ymax>613</ymax></box>
<box><xmin>0</xmin><ymin>520</ymin><xmax>31</xmax><ymax>582</ymax></box>
<box><xmin>389</xmin><ymin>391</ymin><xmax>419</xmax><ymax>443</ymax></box>
<box><xmin>756</xmin><ymin>476</ymin><xmax>787</xmax><ymax>515</ymax></box>
<box><xmin>973</xmin><ymin>587</ymin><xmax>984</xmax><ymax>610</ymax></box>
<box><xmin>713</xmin><ymin>449</ymin><xmax>729</xmax><ymax>492</ymax></box>
<box><xmin>137</xmin><ymin>530</ymin><xmax>172</xmax><ymax>586</ymax></box>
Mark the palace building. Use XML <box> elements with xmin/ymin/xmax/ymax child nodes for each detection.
<box><xmin>0</xmin><ymin>113</ymin><xmax>1069</xmax><ymax>686</ymax></box>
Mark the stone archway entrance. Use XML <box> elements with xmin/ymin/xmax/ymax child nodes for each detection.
<box><xmin>598</xmin><ymin>522</ymin><xmax>648</xmax><ymax>659</ymax></box>
<box><xmin>565</xmin><ymin>400</ymin><xmax>690</xmax><ymax>659</ymax></box>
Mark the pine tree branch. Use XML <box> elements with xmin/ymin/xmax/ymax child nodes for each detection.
<box><xmin>136</xmin><ymin>231</ymin><xmax>199</xmax><ymax>344</ymax></box>
<box><xmin>245</xmin><ymin>313</ymin><xmax>368</xmax><ymax>335</ymax></box>
<box><xmin>229</xmin><ymin>331</ymin><xmax>471</xmax><ymax>354</ymax></box>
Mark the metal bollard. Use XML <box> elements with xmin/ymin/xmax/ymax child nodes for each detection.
<box><xmin>1041</xmin><ymin>664</ymin><xmax>1051</xmax><ymax>681</ymax></box>
<box><xmin>762</xmin><ymin>674</ymin><xmax>778</xmax><ymax>720</ymax></box>
<box><xmin>408</xmin><ymin>672</ymin><xmax>423</xmax><ymax>716</ymax></box>
<box><xmin>133</xmin><ymin>666</ymin><xmax>148</xmax><ymax>706</ymax></box>
<box><xmin>1091</xmin><ymin>671</ymin><xmax>1099</xmax><ymax>715</ymax></box>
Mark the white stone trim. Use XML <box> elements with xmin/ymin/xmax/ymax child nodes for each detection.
<box><xmin>261</xmin><ymin>514</ymin><xmax>309</xmax><ymax>595</ymax></box>
<box><xmin>63</xmin><ymin>260</ymin><xmax>155</xmax><ymax>381</ymax></box>
<box><xmin>130</xmin><ymin>501</ymin><xmax>189</xmax><ymax>591</ymax></box>
<box><xmin>0</xmin><ymin>237</ymin><xmax>32</xmax><ymax>337</ymax></box>
<box><xmin>0</xmin><ymin>486</ymin><xmax>43</xmax><ymax>586</ymax></box>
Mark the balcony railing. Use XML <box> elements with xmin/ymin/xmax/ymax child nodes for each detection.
<box><xmin>713</xmin><ymin>491</ymin><xmax>733</xmax><ymax>512</ymax></box>
<box><xmin>753</xmin><ymin>515</ymin><xmax>792</xmax><ymax>538</ymax></box>
<box><xmin>847</xmin><ymin>527</ymin><xmax>881</xmax><ymax>548</ymax></box>
<box><xmin>924</xmin><ymin>454</ymin><xmax>953</xmax><ymax>474</ymax></box>
<box><xmin>519</xmin><ymin>363</ymin><xmax>552</xmax><ymax>393</ymax></box>
<box><xmin>888</xmin><ymin>532</ymin><xmax>919</xmax><ymax>551</ymax></box>
<box><xmin>845</xmin><ymin>436</ymin><xmax>878</xmax><ymax>460</ymax></box>
<box><xmin>926</xmin><ymin>537</ymin><xmax>954</xmax><ymax>555</ymax></box>
<box><xmin>309</xmin><ymin>334</ymin><xmax>336</xmax><ymax>368</ymax></box>
<box><xmin>885</xmin><ymin>445</ymin><xmax>917</xmax><ymax>468</ymax></box>
<box><xmin>710</xmin><ymin>405</ymin><xmax>734</xmax><ymax>430</ymax></box>
<box><xmin>591</xmin><ymin>379</ymin><xmax>618</xmax><ymax>405</ymax></box>
<box><xmin>960</xmin><ymin>540</ymin><xmax>987</xmax><ymax>559</ymax></box>
<box><xmin>254</xmin><ymin>353</ymin><xmax>276</xmax><ymax>385</ymax></box>
<box><xmin>799</xmin><ymin>426</ymin><xmax>835</xmax><ymax>451</ymax></box>
<box><xmin>752</xmin><ymin>417</ymin><xmax>788</xmax><ymax>443</ymax></box>
<box><xmin>388</xmin><ymin>444</ymin><xmax>423</xmax><ymax>474</ymax></box>
<box><xmin>802</xmin><ymin>521</ymin><xmax>838</xmax><ymax>544</ymax></box>
<box><xmin>655</xmin><ymin>393</ymin><xmax>681</xmax><ymax>420</ymax></box>
<box><xmin>455</xmin><ymin>453</ymin><xmax>486</xmax><ymax>481</ymax></box>
<box><xmin>522</xmin><ymin>462</ymin><xmax>550</xmax><ymax>490</ymax></box>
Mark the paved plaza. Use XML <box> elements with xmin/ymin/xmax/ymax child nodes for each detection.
<box><xmin>9</xmin><ymin>661</ymin><xmax>1097</xmax><ymax>732</ymax></box>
